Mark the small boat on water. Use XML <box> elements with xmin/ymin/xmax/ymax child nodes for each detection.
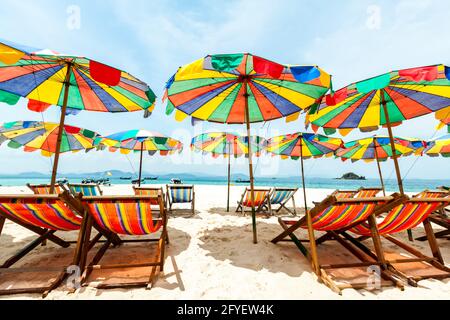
<box><xmin>145</xmin><ymin>176</ymin><xmax>158</xmax><ymax>181</ymax></box>
<box><xmin>120</xmin><ymin>176</ymin><xmax>132</xmax><ymax>180</ymax></box>
<box><xmin>171</xmin><ymin>178</ymin><xmax>183</xmax><ymax>184</ymax></box>
<box><xmin>235</xmin><ymin>178</ymin><xmax>251</xmax><ymax>183</ymax></box>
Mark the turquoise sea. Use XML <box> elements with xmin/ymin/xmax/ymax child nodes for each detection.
<box><xmin>0</xmin><ymin>177</ymin><xmax>448</xmax><ymax>193</ymax></box>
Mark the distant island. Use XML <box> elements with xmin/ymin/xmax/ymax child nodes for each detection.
<box><xmin>336</xmin><ymin>172</ymin><xmax>366</xmax><ymax>180</ymax></box>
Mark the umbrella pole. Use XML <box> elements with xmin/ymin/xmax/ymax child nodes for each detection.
<box><xmin>374</xmin><ymin>143</ymin><xmax>386</xmax><ymax>196</ymax></box>
<box><xmin>50</xmin><ymin>62</ymin><xmax>73</xmax><ymax>193</ymax></box>
<box><xmin>300</xmin><ymin>138</ymin><xmax>320</xmax><ymax>275</ymax></box>
<box><xmin>227</xmin><ymin>142</ymin><xmax>231</xmax><ymax>212</ymax></box>
<box><xmin>381</xmin><ymin>91</ymin><xmax>413</xmax><ymax>241</ymax></box>
<box><xmin>138</xmin><ymin>143</ymin><xmax>144</xmax><ymax>187</ymax></box>
<box><xmin>243</xmin><ymin>77</ymin><xmax>257</xmax><ymax>244</ymax></box>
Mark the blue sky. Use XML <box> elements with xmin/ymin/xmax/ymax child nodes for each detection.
<box><xmin>0</xmin><ymin>0</ymin><xmax>449</xmax><ymax>180</ymax></box>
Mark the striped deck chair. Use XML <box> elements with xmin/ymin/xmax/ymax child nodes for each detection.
<box><xmin>355</xmin><ymin>188</ymin><xmax>383</xmax><ymax>198</ymax></box>
<box><xmin>236</xmin><ymin>188</ymin><xmax>271</xmax><ymax>215</ymax></box>
<box><xmin>27</xmin><ymin>183</ymin><xmax>64</xmax><ymax>195</ymax></box>
<box><xmin>166</xmin><ymin>185</ymin><xmax>195</xmax><ymax>215</ymax></box>
<box><xmin>349</xmin><ymin>195</ymin><xmax>450</xmax><ymax>285</ymax></box>
<box><xmin>267</xmin><ymin>188</ymin><xmax>298</xmax><ymax>216</ymax></box>
<box><xmin>272</xmin><ymin>194</ymin><xmax>407</xmax><ymax>293</ymax></box>
<box><xmin>0</xmin><ymin>193</ymin><xmax>96</xmax><ymax>296</ymax></box>
<box><xmin>79</xmin><ymin>194</ymin><xmax>168</xmax><ymax>290</ymax></box>
<box><xmin>133</xmin><ymin>186</ymin><xmax>165</xmax><ymax>206</ymax></box>
<box><xmin>411</xmin><ymin>190</ymin><xmax>450</xmax><ymax>241</ymax></box>
<box><xmin>68</xmin><ymin>183</ymin><xmax>102</xmax><ymax>196</ymax></box>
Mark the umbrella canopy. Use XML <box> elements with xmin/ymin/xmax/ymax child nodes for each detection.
<box><xmin>0</xmin><ymin>39</ymin><xmax>156</xmax><ymax>114</ymax></box>
<box><xmin>425</xmin><ymin>134</ymin><xmax>450</xmax><ymax>157</ymax></box>
<box><xmin>336</xmin><ymin>136</ymin><xmax>426</xmax><ymax>162</ymax></box>
<box><xmin>98</xmin><ymin>130</ymin><xmax>183</xmax><ymax>154</ymax></box>
<box><xmin>0</xmin><ymin>121</ymin><xmax>100</xmax><ymax>156</ymax></box>
<box><xmin>97</xmin><ymin>130</ymin><xmax>183</xmax><ymax>186</ymax></box>
<box><xmin>306</xmin><ymin>64</ymin><xmax>450</xmax><ymax>135</ymax></box>
<box><xmin>165</xmin><ymin>53</ymin><xmax>331</xmax><ymax>244</ymax></box>
<box><xmin>266</xmin><ymin>132</ymin><xmax>343</xmax><ymax>159</ymax></box>
<box><xmin>165</xmin><ymin>53</ymin><xmax>331</xmax><ymax>123</ymax></box>
<box><xmin>191</xmin><ymin>132</ymin><xmax>266</xmax><ymax>212</ymax></box>
<box><xmin>0</xmin><ymin>39</ymin><xmax>157</xmax><ymax>191</ymax></box>
<box><xmin>191</xmin><ymin>132</ymin><xmax>266</xmax><ymax>158</ymax></box>
<box><xmin>266</xmin><ymin>132</ymin><xmax>343</xmax><ymax>215</ymax></box>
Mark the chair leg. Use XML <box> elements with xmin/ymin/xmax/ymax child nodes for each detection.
<box><xmin>422</xmin><ymin>218</ymin><xmax>445</xmax><ymax>264</ymax></box>
<box><xmin>0</xmin><ymin>216</ymin><xmax>5</xmax><ymax>236</ymax></box>
<box><xmin>291</xmin><ymin>196</ymin><xmax>297</xmax><ymax>216</ymax></box>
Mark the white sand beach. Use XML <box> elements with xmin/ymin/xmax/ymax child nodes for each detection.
<box><xmin>0</xmin><ymin>184</ymin><xmax>449</xmax><ymax>300</ymax></box>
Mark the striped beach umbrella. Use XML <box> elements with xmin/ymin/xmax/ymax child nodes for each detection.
<box><xmin>98</xmin><ymin>130</ymin><xmax>183</xmax><ymax>186</ymax></box>
<box><xmin>165</xmin><ymin>53</ymin><xmax>331</xmax><ymax>243</ymax></box>
<box><xmin>425</xmin><ymin>134</ymin><xmax>450</xmax><ymax>157</ymax></box>
<box><xmin>191</xmin><ymin>132</ymin><xmax>266</xmax><ymax>211</ymax></box>
<box><xmin>0</xmin><ymin>121</ymin><xmax>100</xmax><ymax>156</ymax></box>
<box><xmin>306</xmin><ymin>64</ymin><xmax>450</xmax><ymax>197</ymax></box>
<box><xmin>336</xmin><ymin>136</ymin><xmax>426</xmax><ymax>195</ymax></box>
<box><xmin>266</xmin><ymin>133</ymin><xmax>343</xmax><ymax>213</ymax></box>
<box><xmin>0</xmin><ymin>39</ymin><xmax>156</xmax><ymax>191</ymax></box>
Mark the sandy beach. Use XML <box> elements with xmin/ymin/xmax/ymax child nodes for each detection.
<box><xmin>0</xmin><ymin>184</ymin><xmax>448</xmax><ymax>300</ymax></box>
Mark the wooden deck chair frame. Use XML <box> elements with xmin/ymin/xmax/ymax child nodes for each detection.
<box><xmin>236</xmin><ymin>188</ymin><xmax>271</xmax><ymax>215</ymax></box>
<box><xmin>0</xmin><ymin>192</ymin><xmax>104</xmax><ymax>297</ymax></box>
<box><xmin>316</xmin><ymin>195</ymin><xmax>450</xmax><ymax>286</ymax></box>
<box><xmin>267</xmin><ymin>188</ymin><xmax>298</xmax><ymax>216</ymax></box>
<box><xmin>78</xmin><ymin>194</ymin><xmax>168</xmax><ymax>290</ymax></box>
<box><xmin>67</xmin><ymin>183</ymin><xmax>103</xmax><ymax>196</ymax></box>
<box><xmin>166</xmin><ymin>185</ymin><xmax>195</xmax><ymax>215</ymax></box>
<box><xmin>271</xmin><ymin>194</ymin><xmax>408</xmax><ymax>294</ymax></box>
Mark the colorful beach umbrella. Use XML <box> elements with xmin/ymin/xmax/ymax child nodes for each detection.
<box><xmin>165</xmin><ymin>53</ymin><xmax>331</xmax><ymax>243</ymax></box>
<box><xmin>0</xmin><ymin>121</ymin><xmax>100</xmax><ymax>156</ymax></box>
<box><xmin>266</xmin><ymin>132</ymin><xmax>343</xmax><ymax>214</ymax></box>
<box><xmin>191</xmin><ymin>132</ymin><xmax>266</xmax><ymax>211</ymax></box>
<box><xmin>336</xmin><ymin>136</ymin><xmax>426</xmax><ymax>195</ymax></box>
<box><xmin>424</xmin><ymin>134</ymin><xmax>450</xmax><ymax>157</ymax></box>
<box><xmin>306</xmin><ymin>64</ymin><xmax>450</xmax><ymax>195</ymax></box>
<box><xmin>97</xmin><ymin>130</ymin><xmax>183</xmax><ymax>186</ymax></box>
<box><xmin>0</xmin><ymin>39</ymin><xmax>156</xmax><ymax>191</ymax></box>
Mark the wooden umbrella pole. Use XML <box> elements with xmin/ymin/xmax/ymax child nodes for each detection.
<box><xmin>227</xmin><ymin>140</ymin><xmax>231</xmax><ymax>212</ymax></box>
<box><xmin>381</xmin><ymin>91</ymin><xmax>413</xmax><ymax>241</ymax></box>
<box><xmin>374</xmin><ymin>140</ymin><xmax>386</xmax><ymax>196</ymax></box>
<box><xmin>243</xmin><ymin>77</ymin><xmax>258</xmax><ymax>244</ymax></box>
<box><xmin>50</xmin><ymin>62</ymin><xmax>73</xmax><ymax>193</ymax></box>
<box><xmin>300</xmin><ymin>137</ymin><xmax>320</xmax><ymax>274</ymax></box>
<box><xmin>138</xmin><ymin>142</ymin><xmax>144</xmax><ymax>187</ymax></box>
<box><xmin>380</xmin><ymin>91</ymin><xmax>404</xmax><ymax>195</ymax></box>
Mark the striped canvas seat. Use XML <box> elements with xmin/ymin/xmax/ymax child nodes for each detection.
<box><xmin>350</xmin><ymin>198</ymin><xmax>450</xmax><ymax>236</ymax></box>
<box><xmin>355</xmin><ymin>188</ymin><xmax>382</xmax><ymax>198</ymax></box>
<box><xmin>270</xmin><ymin>189</ymin><xmax>296</xmax><ymax>204</ymax></box>
<box><xmin>133</xmin><ymin>187</ymin><xmax>163</xmax><ymax>205</ymax></box>
<box><xmin>168</xmin><ymin>186</ymin><xmax>193</xmax><ymax>203</ymax></box>
<box><xmin>68</xmin><ymin>184</ymin><xmax>101</xmax><ymax>196</ymax></box>
<box><xmin>82</xmin><ymin>197</ymin><xmax>163</xmax><ymax>235</ymax></box>
<box><xmin>283</xmin><ymin>200</ymin><xmax>389</xmax><ymax>232</ymax></box>
<box><xmin>0</xmin><ymin>196</ymin><xmax>82</xmax><ymax>231</ymax></box>
<box><xmin>242</xmin><ymin>189</ymin><xmax>270</xmax><ymax>207</ymax></box>
<box><xmin>28</xmin><ymin>184</ymin><xmax>63</xmax><ymax>195</ymax></box>
<box><xmin>333</xmin><ymin>190</ymin><xmax>358</xmax><ymax>199</ymax></box>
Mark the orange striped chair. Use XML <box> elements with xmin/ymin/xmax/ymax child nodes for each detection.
<box><xmin>236</xmin><ymin>188</ymin><xmax>271</xmax><ymax>215</ymax></box>
<box><xmin>79</xmin><ymin>194</ymin><xmax>168</xmax><ymax>290</ymax></box>
<box><xmin>271</xmin><ymin>194</ymin><xmax>406</xmax><ymax>293</ymax></box>
<box><xmin>0</xmin><ymin>193</ymin><xmax>89</xmax><ymax>296</ymax></box>
<box><xmin>133</xmin><ymin>186</ymin><xmax>165</xmax><ymax>206</ymax></box>
<box><xmin>355</xmin><ymin>187</ymin><xmax>383</xmax><ymax>198</ymax></box>
<box><xmin>27</xmin><ymin>183</ymin><xmax>64</xmax><ymax>195</ymax></box>
<box><xmin>349</xmin><ymin>195</ymin><xmax>450</xmax><ymax>284</ymax></box>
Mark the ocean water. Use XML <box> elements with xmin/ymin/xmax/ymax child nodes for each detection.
<box><xmin>0</xmin><ymin>177</ymin><xmax>448</xmax><ymax>193</ymax></box>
